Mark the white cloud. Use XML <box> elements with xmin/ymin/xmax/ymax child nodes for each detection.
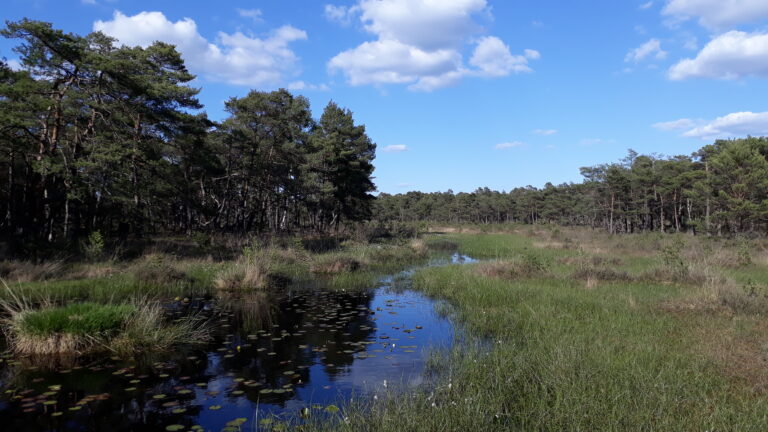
<box><xmin>382</xmin><ymin>144</ymin><xmax>409</xmax><ymax>152</ymax></box>
<box><xmin>327</xmin><ymin>0</ymin><xmax>537</xmax><ymax>91</ymax></box>
<box><xmin>287</xmin><ymin>81</ymin><xmax>330</xmax><ymax>91</ymax></box>
<box><xmin>237</xmin><ymin>8</ymin><xmax>263</xmax><ymax>22</ymax></box>
<box><xmin>662</xmin><ymin>0</ymin><xmax>768</xmax><ymax>29</ymax></box>
<box><xmin>329</xmin><ymin>39</ymin><xmax>464</xmax><ymax>88</ymax></box>
<box><xmin>639</xmin><ymin>1</ymin><xmax>654</xmax><ymax>10</ymax></box>
<box><xmin>533</xmin><ymin>129</ymin><xmax>557</xmax><ymax>135</ymax></box>
<box><xmin>653</xmin><ymin>118</ymin><xmax>699</xmax><ymax>131</ymax></box>
<box><xmin>494</xmin><ymin>141</ymin><xmax>524</xmax><ymax>150</ymax></box>
<box><xmin>524</xmin><ymin>49</ymin><xmax>541</xmax><ymax>60</ymax></box>
<box><xmin>580</xmin><ymin>138</ymin><xmax>615</xmax><ymax>146</ymax></box>
<box><xmin>5</xmin><ymin>59</ymin><xmax>22</xmax><ymax>71</ymax></box>
<box><xmin>94</xmin><ymin>11</ymin><xmax>307</xmax><ymax>87</ymax></box>
<box><xmin>470</xmin><ymin>37</ymin><xmax>533</xmax><ymax>76</ymax></box>
<box><xmin>656</xmin><ymin>111</ymin><xmax>768</xmax><ymax>139</ymax></box>
<box><xmin>669</xmin><ymin>31</ymin><xmax>768</xmax><ymax>80</ymax></box>
<box><xmin>324</xmin><ymin>5</ymin><xmax>360</xmax><ymax>26</ymax></box>
<box><xmin>625</xmin><ymin>39</ymin><xmax>667</xmax><ymax>62</ymax></box>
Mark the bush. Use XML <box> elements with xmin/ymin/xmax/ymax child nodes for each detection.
<box><xmin>82</xmin><ymin>231</ymin><xmax>105</xmax><ymax>261</ymax></box>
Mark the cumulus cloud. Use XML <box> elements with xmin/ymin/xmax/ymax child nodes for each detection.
<box><xmin>327</xmin><ymin>0</ymin><xmax>537</xmax><ymax>91</ymax></box>
<box><xmin>668</xmin><ymin>31</ymin><xmax>768</xmax><ymax>80</ymax></box>
<box><xmin>494</xmin><ymin>141</ymin><xmax>524</xmax><ymax>150</ymax></box>
<box><xmin>662</xmin><ymin>0</ymin><xmax>768</xmax><ymax>29</ymax></box>
<box><xmin>533</xmin><ymin>129</ymin><xmax>557</xmax><ymax>135</ymax></box>
<box><xmin>94</xmin><ymin>11</ymin><xmax>307</xmax><ymax>87</ymax></box>
<box><xmin>639</xmin><ymin>1</ymin><xmax>654</xmax><ymax>10</ymax></box>
<box><xmin>470</xmin><ymin>37</ymin><xmax>533</xmax><ymax>76</ymax></box>
<box><xmin>324</xmin><ymin>4</ymin><xmax>360</xmax><ymax>26</ymax></box>
<box><xmin>382</xmin><ymin>144</ymin><xmax>409</xmax><ymax>152</ymax></box>
<box><xmin>625</xmin><ymin>39</ymin><xmax>667</xmax><ymax>62</ymax></box>
<box><xmin>655</xmin><ymin>111</ymin><xmax>768</xmax><ymax>139</ymax></box>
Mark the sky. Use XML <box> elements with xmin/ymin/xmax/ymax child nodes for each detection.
<box><xmin>3</xmin><ymin>0</ymin><xmax>768</xmax><ymax>194</ymax></box>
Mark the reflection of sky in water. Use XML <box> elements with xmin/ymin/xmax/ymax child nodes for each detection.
<box><xmin>0</xmin><ymin>255</ymin><xmax>474</xmax><ymax>431</ymax></box>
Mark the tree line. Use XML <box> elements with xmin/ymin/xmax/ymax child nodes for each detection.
<box><xmin>0</xmin><ymin>20</ymin><xmax>376</xmax><ymax>250</ymax></box>
<box><xmin>375</xmin><ymin>137</ymin><xmax>768</xmax><ymax>235</ymax></box>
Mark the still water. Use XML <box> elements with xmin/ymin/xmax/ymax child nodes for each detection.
<box><xmin>0</xmin><ymin>254</ymin><xmax>474</xmax><ymax>431</ymax></box>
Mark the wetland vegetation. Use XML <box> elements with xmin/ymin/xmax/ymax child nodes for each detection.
<box><xmin>3</xmin><ymin>16</ymin><xmax>768</xmax><ymax>432</ymax></box>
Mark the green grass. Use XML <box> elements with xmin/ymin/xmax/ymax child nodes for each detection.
<box><xmin>18</xmin><ymin>302</ymin><xmax>135</xmax><ymax>336</ymax></box>
<box><xmin>304</xmin><ymin>232</ymin><xmax>768</xmax><ymax>431</ymax></box>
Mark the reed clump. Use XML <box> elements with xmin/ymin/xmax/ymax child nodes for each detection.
<box><xmin>1</xmin><ymin>282</ymin><xmax>209</xmax><ymax>356</ymax></box>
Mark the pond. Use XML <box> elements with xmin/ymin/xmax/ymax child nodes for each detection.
<box><xmin>0</xmin><ymin>254</ymin><xmax>475</xmax><ymax>431</ymax></box>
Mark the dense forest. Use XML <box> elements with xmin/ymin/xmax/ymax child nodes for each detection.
<box><xmin>375</xmin><ymin>138</ymin><xmax>768</xmax><ymax>235</ymax></box>
<box><xmin>2</xmin><ymin>20</ymin><xmax>767</xmax><ymax>257</ymax></box>
<box><xmin>0</xmin><ymin>20</ymin><xmax>376</xmax><ymax>250</ymax></box>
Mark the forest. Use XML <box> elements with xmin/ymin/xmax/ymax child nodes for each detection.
<box><xmin>0</xmin><ymin>19</ymin><xmax>376</xmax><ymax>252</ymax></box>
<box><xmin>2</xmin><ymin>19</ymin><xmax>768</xmax><ymax>261</ymax></box>
<box><xmin>376</xmin><ymin>138</ymin><xmax>768</xmax><ymax>235</ymax></box>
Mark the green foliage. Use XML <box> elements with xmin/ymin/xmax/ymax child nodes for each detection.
<box><xmin>82</xmin><ymin>231</ymin><xmax>105</xmax><ymax>261</ymax></box>
<box><xmin>18</xmin><ymin>302</ymin><xmax>135</xmax><ymax>336</ymax></box>
<box><xmin>0</xmin><ymin>20</ymin><xmax>378</xmax><ymax>253</ymax></box>
<box><xmin>737</xmin><ymin>239</ymin><xmax>753</xmax><ymax>267</ymax></box>
<box><xmin>661</xmin><ymin>237</ymin><xmax>686</xmax><ymax>272</ymax></box>
<box><xmin>375</xmin><ymin>140</ymin><xmax>768</xmax><ymax>236</ymax></box>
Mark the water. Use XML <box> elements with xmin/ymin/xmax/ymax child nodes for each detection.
<box><xmin>0</xmin><ymin>254</ymin><xmax>473</xmax><ymax>431</ymax></box>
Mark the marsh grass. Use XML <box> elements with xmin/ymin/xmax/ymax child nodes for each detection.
<box><xmin>299</xmin><ymin>230</ymin><xmax>768</xmax><ymax>431</ymax></box>
<box><xmin>109</xmin><ymin>299</ymin><xmax>211</xmax><ymax>356</ymax></box>
<box><xmin>214</xmin><ymin>256</ymin><xmax>272</xmax><ymax>291</ymax></box>
<box><xmin>0</xmin><ymin>281</ymin><xmax>209</xmax><ymax>356</ymax></box>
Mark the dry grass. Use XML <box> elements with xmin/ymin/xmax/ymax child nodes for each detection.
<box><xmin>310</xmin><ymin>256</ymin><xmax>361</xmax><ymax>275</ymax></box>
<box><xmin>214</xmin><ymin>256</ymin><xmax>271</xmax><ymax>290</ymax></box>
<box><xmin>109</xmin><ymin>299</ymin><xmax>211</xmax><ymax>356</ymax></box>
<box><xmin>473</xmin><ymin>257</ymin><xmax>549</xmax><ymax>280</ymax></box>
<box><xmin>410</xmin><ymin>239</ymin><xmax>429</xmax><ymax>257</ymax></box>
<box><xmin>0</xmin><ymin>260</ymin><xmax>65</xmax><ymax>283</ymax></box>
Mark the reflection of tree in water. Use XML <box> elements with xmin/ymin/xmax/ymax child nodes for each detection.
<box><xmin>0</xmin><ymin>348</ymin><xmax>214</xmax><ymax>432</ymax></box>
<box><xmin>0</xmin><ymin>289</ymin><xmax>382</xmax><ymax>429</ymax></box>
<box><xmin>211</xmin><ymin>289</ymin><xmax>377</xmax><ymax>406</ymax></box>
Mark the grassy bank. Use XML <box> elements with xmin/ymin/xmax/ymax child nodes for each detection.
<box><xmin>0</xmin><ymin>237</ymin><xmax>430</xmax><ymax>301</ymax></box>
<box><xmin>0</xmin><ymin>296</ymin><xmax>209</xmax><ymax>356</ymax></box>
<box><xmin>308</xmin><ymin>229</ymin><xmax>768</xmax><ymax>431</ymax></box>
<box><xmin>0</xmin><ymin>236</ymin><xmax>430</xmax><ymax>359</ymax></box>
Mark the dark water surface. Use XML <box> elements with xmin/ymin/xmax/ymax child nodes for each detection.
<box><xmin>0</xmin><ymin>254</ymin><xmax>473</xmax><ymax>431</ymax></box>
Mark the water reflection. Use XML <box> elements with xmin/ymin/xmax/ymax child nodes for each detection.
<box><xmin>0</xmin><ymin>261</ymin><xmax>464</xmax><ymax>431</ymax></box>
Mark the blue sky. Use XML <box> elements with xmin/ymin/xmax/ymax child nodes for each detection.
<box><xmin>3</xmin><ymin>0</ymin><xmax>768</xmax><ymax>193</ymax></box>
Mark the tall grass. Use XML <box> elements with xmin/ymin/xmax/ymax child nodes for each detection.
<box><xmin>0</xmin><ymin>282</ymin><xmax>209</xmax><ymax>356</ymax></box>
<box><xmin>303</xmin><ymin>231</ymin><xmax>768</xmax><ymax>431</ymax></box>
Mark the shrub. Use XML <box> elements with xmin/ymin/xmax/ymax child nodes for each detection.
<box><xmin>82</xmin><ymin>231</ymin><xmax>105</xmax><ymax>261</ymax></box>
